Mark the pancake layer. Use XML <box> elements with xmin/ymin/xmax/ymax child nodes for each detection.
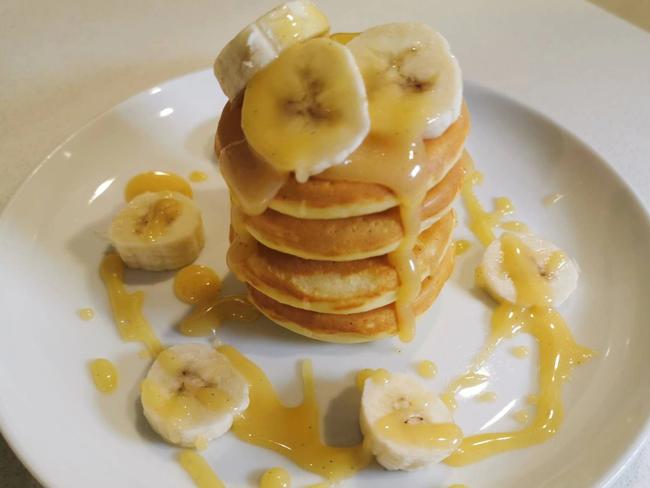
<box><xmin>229</xmin><ymin>211</ymin><xmax>455</xmax><ymax>314</ymax></box>
<box><xmin>241</xmin><ymin>154</ymin><xmax>468</xmax><ymax>261</ymax></box>
<box><xmin>248</xmin><ymin>245</ymin><xmax>456</xmax><ymax>343</ymax></box>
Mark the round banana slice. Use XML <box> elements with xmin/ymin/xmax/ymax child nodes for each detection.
<box><xmin>348</xmin><ymin>22</ymin><xmax>462</xmax><ymax>139</ymax></box>
<box><xmin>242</xmin><ymin>37</ymin><xmax>370</xmax><ymax>182</ymax></box>
<box><xmin>109</xmin><ymin>191</ymin><xmax>204</xmax><ymax>271</ymax></box>
<box><xmin>480</xmin><ymin>232</ymin><xmax>580</xmax><ymax>307</ymax></box>
<box><xmin>214</xmin><ymin>0</ymin><xmax>329</xmax><ymax>100</ymax></box>
<box><xmin>141</xmin><ymin>343</ymin><xmax>249</xmax><ymax>447</ymax></box>
<box><xmin>360</xmin><ymin>372</ymin><xmax>462</xmax><ymax>471</ymax></box>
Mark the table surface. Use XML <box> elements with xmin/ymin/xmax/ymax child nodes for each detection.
<box><xmin>1</xmin><ymin>0</ymin><xmax>649</xmax><ymax>486</ymax></box>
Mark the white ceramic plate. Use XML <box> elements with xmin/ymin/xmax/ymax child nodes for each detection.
<box><xmin>0</xmin><ymin>70</ymin><xmax>649</xmax><ymax>488</ymax></box>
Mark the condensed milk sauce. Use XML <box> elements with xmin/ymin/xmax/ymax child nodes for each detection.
<box><xmin>443</xmin><ymin>161</ymin><xmax>592</xmax><ymax>465</ymax></box>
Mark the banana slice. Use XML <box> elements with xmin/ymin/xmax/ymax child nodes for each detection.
<box><xmin>141</xmin><ymin>343</ymin><xmax>249</xmax><ymax>447</ymax></box>
<box><xmin>348</xmin><ymin>22</ymin><xmax>462</xmax><ymax>139</ymax></box>
<box><xmin>109</xmin><ymin>191</ymin><xmax>204</xmax><ymax>271</ymax></box>
<box><xmin>360</xmin><ymin>372</ymin><xmax>462</xmax><ymax>471</ymax></box>
<box><xmin>214</xmin><ymin>1</ymin><xmax>329</xmax><ymax>100</ymax></box>
<box><xmin>480</xmin><ymin>232</ymin><xmax>580</xmax><ymax>307</ymax></box>
<box><xmin>241</xmin><ymin>37</ymin><xmax>370</xmax><ymax>182</ymax></box>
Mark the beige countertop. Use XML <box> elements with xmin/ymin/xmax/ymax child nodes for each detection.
<box><xmin>1</xmin><ymin>0</ymin><xmax>649</xmax><ymax>486</ymax></box>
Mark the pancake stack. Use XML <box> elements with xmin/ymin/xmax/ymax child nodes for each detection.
<box><xmin>215</xmin><ymin>102</ymin><xmax>470</xmax><ymax>343</ymax></box>
<box><xmin>212</xmin><ymin>4</ymin><xmax>470</xmax><ymax>343</ymax></box>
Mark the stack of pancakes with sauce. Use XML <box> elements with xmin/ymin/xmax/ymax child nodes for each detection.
<box><xmin>213</xmin><ymin>10</ymin><xmax>469</xmax><ymax>343</ymax></box>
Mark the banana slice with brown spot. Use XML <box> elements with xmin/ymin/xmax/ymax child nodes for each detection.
<box><xmin>241</xmin><ymin>37</ymin><xmax>370</xmax><ymax>183</ymax></box>
<box><xmin>348</xmin><ymin>22</ymin><xmax>462</xmax><ymax>139</ymax></box>
<box><xmin>479</xmin><ymin>232</ymin><xmax>580</xmax><ymax>307</ymax></box>
<box><xmin>360</xmin><ymin>372</ymin><xmax>462</xmax><ymax>470</ymax></box>
<box><xmin>141</xmin><ymin>344</ymin><xmax>249</xmax><ymax>447</ymax></box>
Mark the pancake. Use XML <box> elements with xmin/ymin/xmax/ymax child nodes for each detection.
<box><xmin>216</xmin><ymin>101</ymin><xmax>470</xmax><ymax>219</ymax></box>
<box><xmin>240</xmin><ymin>153</ymin><xmax>468</xmax><ymax>261</ymax></box>
<box><xmin>247</xmin><ymin>244</ymin><xmax>456</xmax><ymax>343</ymax></box>
<box><xmin>229</xmin><ymin>211</ymin><xmax>455</xmax><ymax>314</ymax></box>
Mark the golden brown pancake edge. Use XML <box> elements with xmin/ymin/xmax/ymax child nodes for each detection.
<box><xmin>247</xmin><ymin>245</ymin><xmax>456</xmax><ymax>343</ymax></box>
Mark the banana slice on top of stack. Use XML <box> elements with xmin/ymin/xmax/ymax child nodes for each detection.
<box><xmin>110</xmin><ymin>191</ymin><xmax>204</xmax><ymax>271</ymax></box>
<box><xmin>215</xmin><ymin>0</ymin><xmax>330</xmax><ymax>101</ymax></box>
<box><xmin>348</xmin><ymin>22</ymin><xmax>462</xmax><ymax>139</ymax></box>
<box><xmin>241</xmin><ymin>37</ymin><xmax>370</xmax><ymax>182</ymax></box>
